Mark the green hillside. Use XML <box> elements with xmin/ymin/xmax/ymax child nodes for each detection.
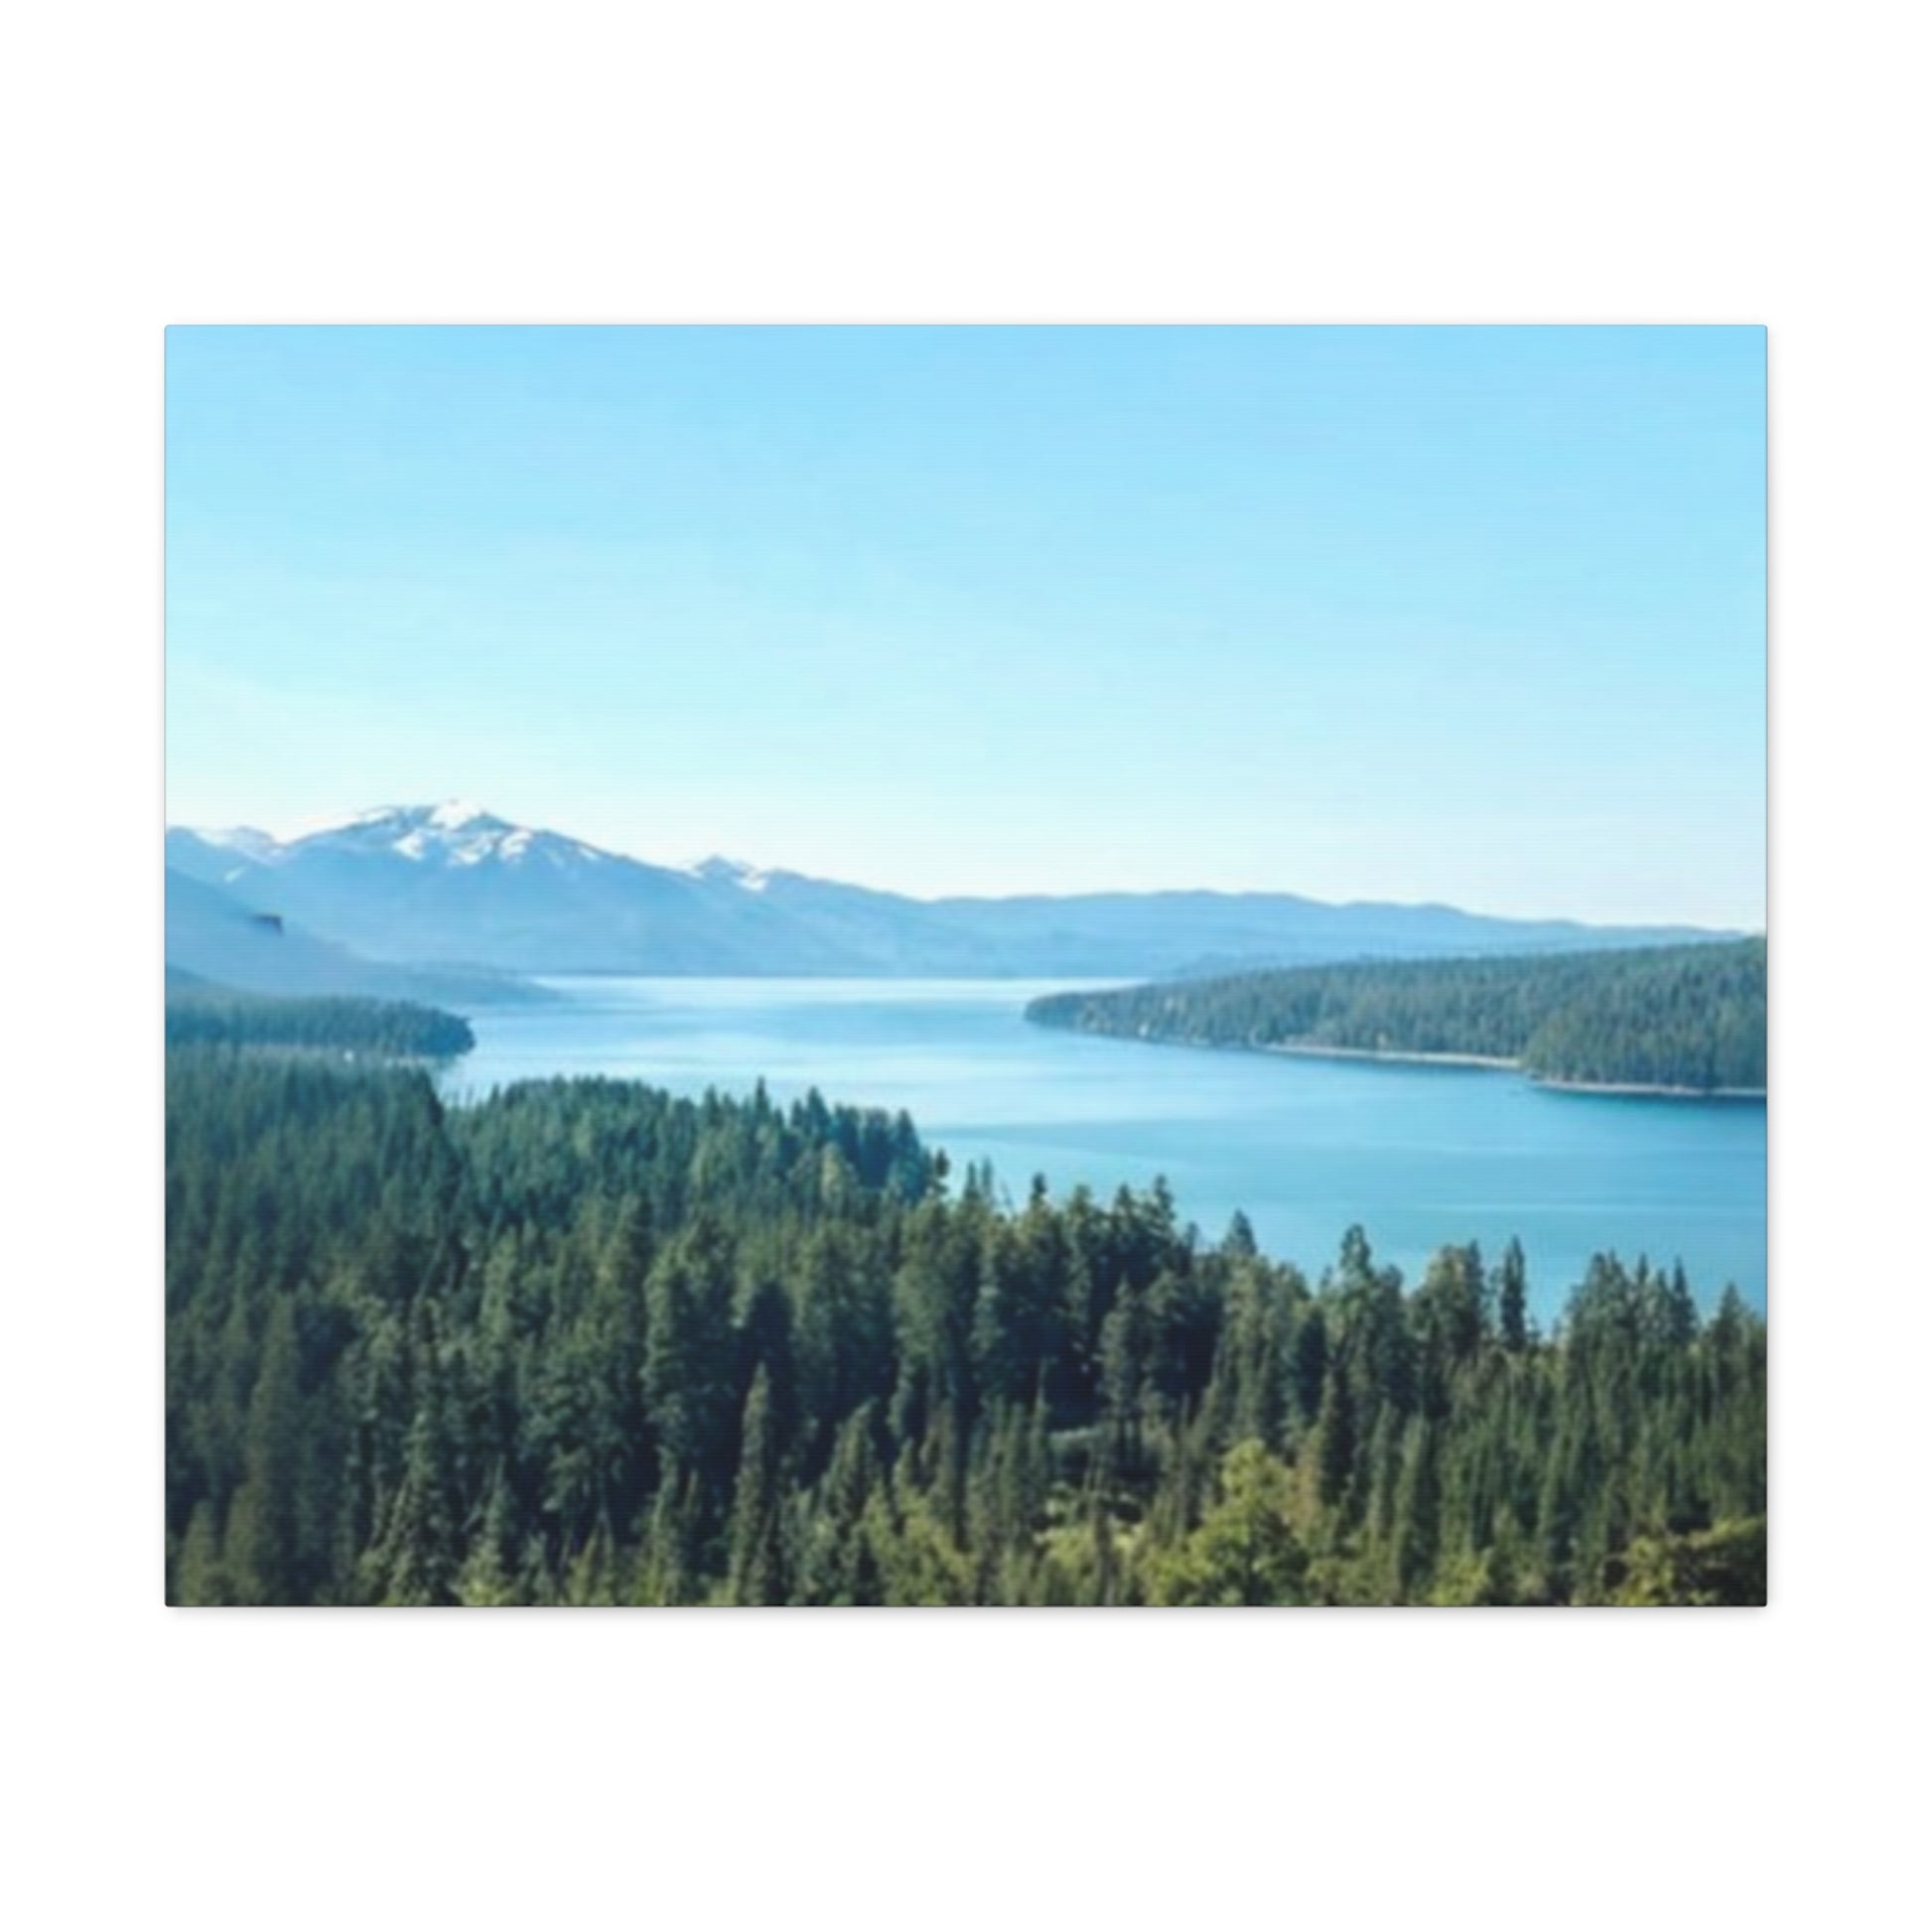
<box><xmin>1028</xmin><ymin>938</ymin><xmax>1766</xmax><ymax>1093</ymax></box>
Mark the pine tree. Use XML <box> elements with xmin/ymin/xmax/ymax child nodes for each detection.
<box><xmin>1314</xmin><ymin>1355</ymin><xmax>1356</xmax><ymax>1514</ymax></box>
<box><xmin>1098</xmin><ymin>1275</ymin><xmax>1152</xmax><ymax>1474</ymax></box>
<box><xmin>643</xmin><ymin>1224</ymin><xmax>737</xmax><ymax>1506</ymax></box>
<box><xmin>1498</xmin><ymin>1238</ymin><xmax>1530</xmax><ymax>1353</ymax></box>
<box><xmin>728</xmin><ymin>1368</ymin><xmax>789</xmax><ymax>1605</ymax></box>
<box><xmin>172</xmin><ymin>1501</ymin><xmax>229</xmax><ymax>1606</ymax></box>
<box><xmin>372</xmin><ymin>1332</ymin><xmax>462</xmax><ymax>1605</ymax></box>
<box><xmin>224</xmin><ymin>1299</ymin><xmax>306</xmax><ymax>1603</ymax></box>
<box><xmin>454</xmin><ymin>1469</ymin><xmax>521</xmax><ymax>1606</ymax></box>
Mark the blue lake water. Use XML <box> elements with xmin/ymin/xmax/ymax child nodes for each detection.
<box><xmin>450</xmin><ymin>977</ymin><xmax>1767</xmax><ymax>1321</ymax></box>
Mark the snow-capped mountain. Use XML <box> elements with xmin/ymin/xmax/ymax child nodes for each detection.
<box><xmin>165</xmin><ymin>802</ymin><xmax>1734</xmax><ymax>979</ymax></box>
<box><xmin>190</xmin><ymin>824</ymin><xmax>284</xmax><ymax>867</ymax></box>
<box><xmin>684</xmin><ymin>855</ymin><xmax>776</xmax><ymax>893</ymax></box>
<box><xmin>243</xmin><ymin>802</ymin><xmax>614</xmax><ymax>871</ymax></box>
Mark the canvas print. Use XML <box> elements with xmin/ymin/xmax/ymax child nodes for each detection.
<box><xmin>164</xmin><ymin>325</ymin><xmax>1767</xmax><ymax>1606</ymax></box>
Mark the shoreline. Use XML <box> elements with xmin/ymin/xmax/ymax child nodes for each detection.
<box><xmin>1256</xmin><ymin>1040</ymin><xmax>1518</xmax><ymax>1072</ymax></box>
<box><xmin>1045</xmin><ymin>1024</ymin><xmax>1766</xmax><ymax>1101</ymax></box>
<box><xmin>1529</xmin><ymin>1075</ymin><xmax>1766</xmax><ymax>1100</ymax></box>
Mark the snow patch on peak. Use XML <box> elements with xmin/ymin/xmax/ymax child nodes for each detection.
<box><xmin>193</xmin><ymin>826</ymin><xmax>282</xmax><ymax>862</ymax></box>
<box><xmin>428</xmin><ymin>799</ymin><xmax>490</xmax><ymax>830</ymax></box>
<box><xmin>309</xmin><ymin>802</ymin><xmax>522</xmax><ymax>862</ymax></box>
<box><xmin>690</xmin><ymin>855</ymin><xmax>774</xmax><ymax>893</ymax></box>
<box><xmin>340</xmin><ymin>801</ymin><xmax>499</xmax><ymax>834</ymax></box>
<box><xmin>278</xmin><ymin>802</ymin><xmax>626</xmax><ymax>872</ymax></box>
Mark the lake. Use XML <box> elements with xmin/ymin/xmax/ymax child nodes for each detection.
<box><xmin>450</xmin><ymin>977</ymin><xmax>1767</xmax><ymax>1321</ymax></box>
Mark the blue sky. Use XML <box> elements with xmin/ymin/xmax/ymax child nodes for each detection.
<box><xmin>166</xmin><ymin>326</ymin><xmax>1765</xmax><ymax>925</ymax></box>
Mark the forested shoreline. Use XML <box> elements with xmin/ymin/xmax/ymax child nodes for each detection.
<box><xmin>164</xmin><ymin>989</ymin><xmax>477</xmax><ymax>1060</ymax></box>
<box><xmin>166</xmin><ymin>1050</ymin><xmax>1766</xmax><ymax>1606</ymax></box>
<box><xmin>1027</xmin><ymin>939</ymin><xmax>1767</xmax><ymax>1095</ymax></box>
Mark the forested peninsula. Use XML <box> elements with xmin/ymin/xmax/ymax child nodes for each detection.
<box><xmin>167</xmin><ymin>1050</ymin><xmax>1766</xmax><ymax>1606</ymax></box>
<box><xmin>1027</xmin><ymin>939</ymin><xmax>1766</xmax><ymax>1095</ymax></box>
<box><xmin>164</xmin><ymin>987</ymin><xmax>476</xmax><ymax>1060</ymax></box>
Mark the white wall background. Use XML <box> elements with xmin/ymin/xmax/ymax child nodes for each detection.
<box><xmin>2</xmin><ymin>4</ymin><xmax>1921</xmax><ymax>1928</ymax></box>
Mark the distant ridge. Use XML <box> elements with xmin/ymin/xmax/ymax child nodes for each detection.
<box><xmin>166</xmin><ymin>801</ymin><xmax>1739</xmax><ymax>979</ymax></box>
<box><xmin>164</xmin><ymin>863</ymin><xmax>549</xmax><ymax>1008</ymax></box>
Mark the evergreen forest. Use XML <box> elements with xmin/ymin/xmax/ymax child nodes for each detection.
<box><xmin>1027</xmin><ymin>938</ymin><xmax>1766</xmax><ymax>1093</ymax></box>
<box><xmin>166</xmin><ymin>1038</ymin><xmax>1766</xmax><ymax>1606</ymax></box>
<box><xmin>165</xmin><ymin>989</ymin><xmax>477</xmax><ymax>1059</ymax></box>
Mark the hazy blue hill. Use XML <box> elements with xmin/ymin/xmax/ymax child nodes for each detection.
<box><xmin>168</xmin><ymin>802</ymin><xmax>1736</xmax><ymax>979</ymax></box>
<box><xmin>164</xmin><ymin>866</ymin><xmax>549</xmax><ymax>1008</ymax></box>
<box><xmin>918</xmin><ymin>889</ymin><xmax>1725</xmax><ymax>978</ymax></box>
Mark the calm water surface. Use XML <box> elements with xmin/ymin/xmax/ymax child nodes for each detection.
<box><xmin>450</xmin><ymin>977</ymin><xmax>1767</xmax><ymax>1321</ymax></box>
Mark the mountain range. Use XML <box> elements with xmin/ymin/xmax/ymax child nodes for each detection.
<box><xmin>164</xmin><ymin>801</ymin><xmax>1735</xmax><ymax>990</ymax></box>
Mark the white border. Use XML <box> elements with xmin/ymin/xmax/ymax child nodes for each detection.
<box><xmin>7</xmin><ymin>2</ymin><xmax>1926</xmax><ymax>1926</ymax></box>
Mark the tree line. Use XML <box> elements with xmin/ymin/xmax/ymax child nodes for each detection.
<box><xmin>1028</xmin><ymin>938</ymin><xmax>1766</xmax><ymax>1093</ymax></box>
<box><xmin>164</xmin><ymin>989</ymin><xmax>477</xmax><ymax>1060</ymax></box>
<box><xmin>166</xmin><ymin>1050</ymin><xmax>1766</xmax><ymax>1605</ymax></box>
